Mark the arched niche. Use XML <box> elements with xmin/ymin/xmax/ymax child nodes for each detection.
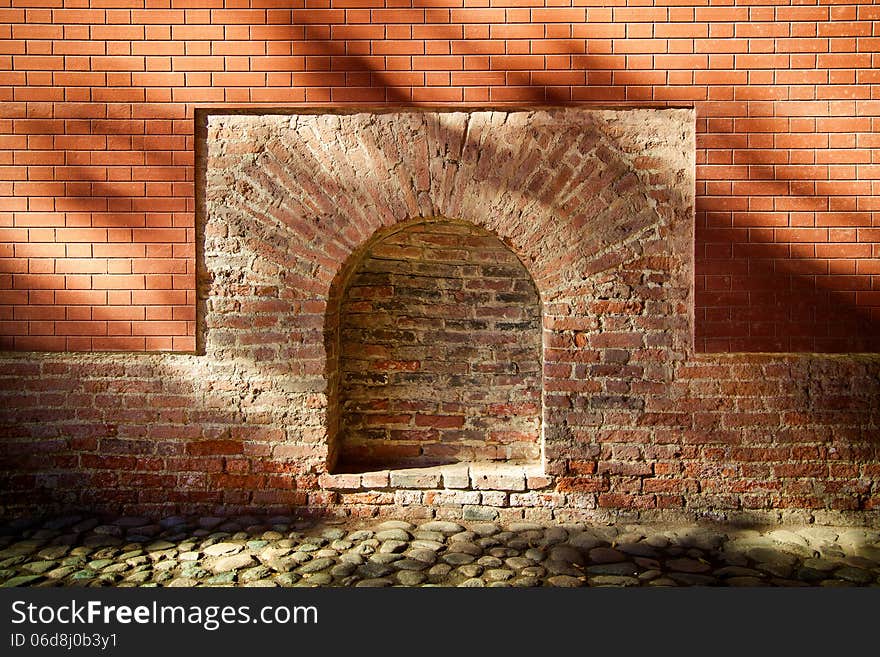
<box><xmin>325</xmin><ymin>218</ymin><xmax>543</xmax><ymax>473</ymax></box>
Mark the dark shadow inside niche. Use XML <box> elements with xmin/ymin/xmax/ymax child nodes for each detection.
<box><xmin>325</xmin><ymin>218</ymin><xmax>543</xmax><ymax>474</ymax></box>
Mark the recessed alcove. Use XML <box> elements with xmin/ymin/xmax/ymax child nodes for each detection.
<box><xmin>327</xmin><ymin>219</ymin><xmax>543</xmax><ymax>474</ymax></box>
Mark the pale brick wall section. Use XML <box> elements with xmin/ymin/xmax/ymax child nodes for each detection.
<box><xmin>1</xmin><ymin>109</ymin><xmax>879</xmax><ymax>524</ymax></box>
<box><xmin>205</xmin><ymin>108</ymin><xmax>695</xmax><ymax>483</ymax></box>
<box><xmin>338</xmin><ymin>220</ymin><xmax>542</xmax><ymax>470</ymax></box>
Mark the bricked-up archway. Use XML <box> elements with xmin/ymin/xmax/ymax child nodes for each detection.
<box><xmin>334</xmin><ymin>219</ymin><xmax>543</xmax><ymax>472</ymax></box>
<box><xmin>204</xmin><ymin>108</ymin><xmax>695</xmax><ymax>494</ymax></box>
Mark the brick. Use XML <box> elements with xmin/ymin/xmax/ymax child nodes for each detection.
<box><xmin>360</xmin><ymin>470</ymin><xmax>389</xmax><ymax>489</ymax></box>
<box><xmin>440</xmin><ymin>465</ymin><xmax>470</xmax><ymax>489</ymax></box>
<box><xmin>389</xmin><ymin>470</ymin><xmax>440</xmax><ymax>489</ymax></box>
<box><xmin>317</xmin><ymin>472</ymin><xmax>361</xmax><ymax>490</ymax></box>
<box><xmin>471</xmin><ymin>469</ymin><xmax>526</xmax><ymax>492</ymax></box>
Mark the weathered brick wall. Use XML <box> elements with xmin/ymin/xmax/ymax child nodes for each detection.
<box><xmin>337</xmin><ymin>220</ymin><xmax>542</xmax><ymax>470</ymax></box>
<box><xmin>2</xmin><ymin>108</ymin><xmax>878</xmax><ymax>526</ymax></box>
<box><xmin>1</xmin><ymin>352</ymin><xmax>878</xmax><ymax>523</ymax></box>
<box><xmin>1</xmin><ymin>1</ymin><xmax>880</xmax><ymax>353</ymax></box>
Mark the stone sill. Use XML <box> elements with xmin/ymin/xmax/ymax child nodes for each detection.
<box><xmin>321</xmin><ymin>462</ymin><xmax>553</xmax><ymax>493</ymax></box>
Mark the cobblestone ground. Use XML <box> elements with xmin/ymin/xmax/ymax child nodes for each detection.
<box><xmin>1</xmin><ymin>515</ymin><xmax>879</xmax><ymax>588</ymax></box>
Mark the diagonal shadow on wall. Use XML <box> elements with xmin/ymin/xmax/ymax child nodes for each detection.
<box><xmin>1</xmin><ymin>7</ymin><xmax>879</xmax><ymax>518</ymax></box>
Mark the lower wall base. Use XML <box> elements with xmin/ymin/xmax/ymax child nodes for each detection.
<box><xmin>2</xmin><ymin>499</ymin><xmax>878</xmax><ymax>530</ymax></box>
<box><xmin>1</xmin><ymin>351</ymin><xmax>879</xmax><ymax>526</ymax></box>
<box><xmin>353</xmin><ymin>502</ymin><xmax>880</xmax><ymax>529</ymax></box>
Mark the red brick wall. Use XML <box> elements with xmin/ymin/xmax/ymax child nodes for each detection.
<box><xmin>3</xmin><ymin>107</ymin><xmax>877</xmax><ymax>525</ymax></box>
<box><xmin>337</xmin><ymin>220</ymin><xmax>542</xmax><ymax>470</ymax></box>
<box><xmin>1</xmin><ymin>1</ymin><xmax>880</xmax><ymax>352</ymax></box>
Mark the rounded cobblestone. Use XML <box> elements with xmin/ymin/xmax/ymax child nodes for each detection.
<box><xmin>1</xmin><ymin>515</ymin><xmax>878</xmax><ymax>588</ymax></box>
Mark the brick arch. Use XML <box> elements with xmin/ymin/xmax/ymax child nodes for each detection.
<box><xmin>208</xmin><ymin>109</ymin><xmax>689</xmax><ymax>305</ymax></box>
<box><xmin>203</xmin><ymin>108</ymin><xmax>694</xmax><ymax>484</ymax></box>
